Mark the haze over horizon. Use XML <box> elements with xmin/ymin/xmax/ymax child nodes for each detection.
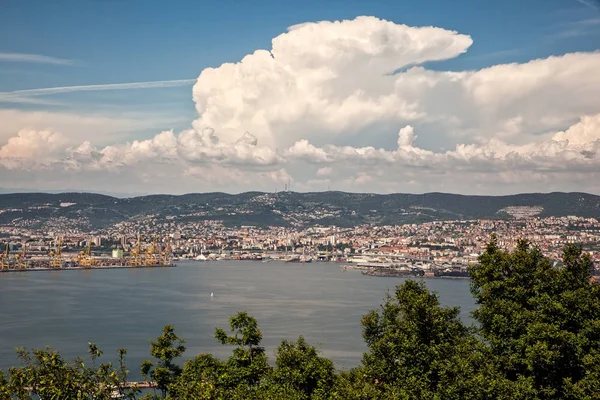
<box><xmin>1</xmin><ymin>0</ymin><xmax>600</xmax><ymax>195</ymax></box>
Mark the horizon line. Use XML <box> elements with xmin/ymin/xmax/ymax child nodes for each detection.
<box><xmin>0</xmin><ymin>189</ymin><xmax>596</xmax><ymax>199</ymax></box>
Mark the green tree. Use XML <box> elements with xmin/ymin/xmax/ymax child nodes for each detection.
<box><xmin>0</xmin><ymin>343</ymin><xmax>138</xmax><ymax>399</ymax></box>
<box><xmin>271</xmin><ymin>336</ymin><xmax>336</xmax><ymax>399</ymax></box>
<box><xmin>214</xmin><ymin>312</ymin><xmax>271</xmax><ymax>390</ymax></box>
<box><xmin>141</xmin><ymin>324</ymin><xmax>186</xmax><ymax>399</ymax></box>
<box><xmin>470</xmin><ymin>237</ymin><xmax>600</xmax><ymax>399</ymax></box>
<box><xmin>168</xmin><ymin>353</ymin><xmax>223</xmax><ymax>399</ymax></box>
<box><xmin>336</xmin><ymin>280</ymin><xmax>521</xmax><ymax>400</ymax></box>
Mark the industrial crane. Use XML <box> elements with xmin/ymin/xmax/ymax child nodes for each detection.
<box><xmin>129</xmin><ymin>234</ymin><xmax>144</xmax><ymax>267</ymax></box>
<box><xmin>161</xmin><ymin>238</ymin><xmax>173</xmax><ymax>266</ymax></box>
<box><xmin>15</xmin><ymin>244</ymin><xmax>28</xmax><ymax>270</ymax></box>
<box><xmin>0</xmin><ymin>242</ymin><xmax>10</xmax><ymax>271</ymax></box>
<box><xmin>145</xmin><ymin>236</ymin><xmax>160</xmax><ymax>266</ymax></box>
<box><xmin>77</xmin><ymin>238</ymin><xmax>98</xmax><ymax>268</ymax></box>
<box><xmin>49</xmin><ymin>238</ymin><xmax>63</xmax><ymax>269</ymax></box>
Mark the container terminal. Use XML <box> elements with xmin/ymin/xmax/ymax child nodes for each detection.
<box><xmin>0</xmin><ymin>235</ymin><xmax>174</xmax><ymax>272</ymax></box>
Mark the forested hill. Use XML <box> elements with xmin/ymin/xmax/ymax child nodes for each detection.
<box><xmin>0</xmin><ymin>191</ymin><xmax>599</xmax><ymax>229</ymax></box>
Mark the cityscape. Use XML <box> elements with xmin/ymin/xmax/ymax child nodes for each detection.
<box><xmin>1</xmin><ymin>194</ymin><xmax>599</xmax><ymax>276</ymax></box>
<box><xmin>2</xmin><ymin>0</ymin><xmax>600</xmax><ymax>398</ymax></box>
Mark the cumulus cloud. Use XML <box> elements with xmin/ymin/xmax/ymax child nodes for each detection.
<box><xmin>0</xmin><ymin>129</ymin><xmax>67</xmax><ymax>169</ymax></box>
<box><xmin>0</xmin><ymin>109</ymin><xmax>187</xmax><ymax>146</ymax></box>
<box><xmin>2</xmin><ymin>16</ymin><xmax>600</xmax><ymax>194</ymax></box>
<box><xmin>192</xmin><ymin>16</ymin><xmax>473</xmax><ymax>147</ymax></box>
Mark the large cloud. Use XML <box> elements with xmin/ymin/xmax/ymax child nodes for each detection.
<box><xmin>1</xmin><ymin>16</ymin><xmax>600</xmax><ymax>195</ymax></box>
<box><xmin>192</xmin><ymin>16</ymin><xmax>473</xmax><ymax>148</ymax></box>
<box><xmin>191</xmin><ymin>17</ymin><xmax>600</xmax><ymax>152</ymax></box>
<box><xmin>0</xmin><ymin>129</ymin><xmax>67</xmax><ymax>169</ymax></box>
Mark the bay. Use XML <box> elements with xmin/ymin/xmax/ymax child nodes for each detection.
<box><xmin>0</xmin><ymin>260</ymin><xmax>475</xmax><ymax>377</ymax></box>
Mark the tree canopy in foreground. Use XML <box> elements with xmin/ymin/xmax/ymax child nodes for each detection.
<box><xmin>1</xmin><ymin>239</ymin><xmax>599</xmax><ymax>399</ymax></box>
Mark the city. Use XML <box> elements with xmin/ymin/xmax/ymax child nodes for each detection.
<box><xmin>2</xmin><ymin>0</ymin><xmax>600</xmax><ymax>398</ymax></box>
<box><xmin>2</xmin><ymin>206</ymin><xmax>599</xmax><ymax>275</ymax></box>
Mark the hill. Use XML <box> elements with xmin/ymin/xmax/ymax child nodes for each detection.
<box><xmin>0</xmin><ymin>191</ymin><xmax>599</xmax><ymax>230</ymax></box>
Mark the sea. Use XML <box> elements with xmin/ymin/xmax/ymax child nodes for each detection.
<box><xmin>0</xmin><ymin>260</ymin><xmax>475</xmax><ymax>377</ymax></box>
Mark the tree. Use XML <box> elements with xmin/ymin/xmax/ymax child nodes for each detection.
<box><xmin>271</xmin><ymin>336</ymin><xmax>336</xmax><ymax>399</ymax></box>
<box><xmin>141</xmin><ymin>324</ymin><xmax>186</xmax><ymax>399</ymax></box>
<box><xmin>0</xmin><ymin>343</ymin><xmax>138</xmax><ymax>399</ymax></box>
<box><xmin>168</xmin><ymin>353</ymin><xmax>224</xmax><ymax>399</ymax></box>
<box><xmin>214</xmin><ymin>312</ymin><xmax>271</xmax><ymax>390</ymax></box>
<box><xmin>470</xmin><ymin>237</ymin><xmax>600</xmax><ymax>399</ymax></box>
<box><xmin>336</xmin><ymin>280</ymin><xmax>522</xmax><ymax>400</ymax></box>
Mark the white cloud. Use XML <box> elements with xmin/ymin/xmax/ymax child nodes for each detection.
<box><xmin>177</xmin><ymin>128</ymin><xmax>281</xmax><ymax>166</ymax></box>
<box><xmin>0</xmin><ymin>109</ymin><xmax>187</xmax><ymax>146</ymax></box>
<box><xmin>316</xmin><ymin>167</ymin><xmax>332</xmax><ymax>177</ymax></box>
<box><xmin>2</xmin><ymin>16</ymin><xmax>600</xmax><ymax>195</ymax></box>
<box><xmin>192</xmin><ymin>16</ymin><xmax>472</xmax><ymax>148</ymax></box>
<box><xmin>1</xmin><ymin>79</ymin><xmax>195</xmax><ymax>98</ymax></box>
<box><xmin>0</xmin><ymin>129</ymin><xmax>67</xmax><ymax>169</ymax></box>
<box><xmin>0</xmin><ymin>52</ymin><xmax>73</xmax><ymax>65</ymax></box>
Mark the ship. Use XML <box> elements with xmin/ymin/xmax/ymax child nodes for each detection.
<box><xmin>433</xmin><ymin>265</ymin><xmax>469</xmax><ymax>278</ymax></box>
<box><xmin>361</xmin><ymin>267</ymin><xmax>424</xmax><ymax>277</ymax></box>
<box><xmin>285</xmin><ymin>255</ymin><xmax>313</xmax><ymax>263</ymax></box>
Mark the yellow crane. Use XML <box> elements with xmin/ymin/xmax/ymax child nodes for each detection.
<box><xmin>77</xmin><ymin>238</ymin><xmax>98</xmax><ymax>268</ymax></box>
<box><xmin>129</xmin><ymin>234</ymin><xmax>144</xmax><ymax>267</ymax></box>
<box><xmin>15</xmin><ymin>244</ymin><xmax>28</xmax><ymax>270</ymax></box>
<box><xmin>0</xmin><ymin>243</ymin><xmax>10</xmax><ymax>271</ymax></box>
<box><xmin>145</xmin><ymin>236</ymin><xmax>160</xmax><ymax>266</ymax></box>
<box><xmin>161</xmin><ymin>238</ymin><xmax>173</xmax><ymax>266</ymax></box>
<box><xmin>49</xmin><ymin>238</ymin><xmax>63</xmax><ymax>269</ymax></box>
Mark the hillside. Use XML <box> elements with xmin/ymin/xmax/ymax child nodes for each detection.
<box><xmin>0</xmin><ymin>191</ymin><xmax>599</xmax><ymax>230</ymax></box>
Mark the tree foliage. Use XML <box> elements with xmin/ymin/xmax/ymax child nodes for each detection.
<box><xmin>1</xmin><ymin>238</ymin><xmax>600</xmax><ymax>399</ymax></box>
<box><xmin>0</xmin><ymin>343</ymin><xmax>138</xmax><ymax>399</ymax></box>
<box><xmin>141</xmin><ymin>324</ymin><xmax>186</xmax><ymax>399</ymax></box>
<box><xmin>470</xmin><ymin>237</ymin><xmax>600</xmax><ymax>399</ymax></box>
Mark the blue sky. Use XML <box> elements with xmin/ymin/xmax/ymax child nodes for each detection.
<box><xmin>2</xmin><ymin>0</ymin><xmax>599</xmax><ymax>119</ymax></box>
<box><xmin>0</xmin><ymin>0</ymin><xmax>600</xmax><ymax>195</ymax></box>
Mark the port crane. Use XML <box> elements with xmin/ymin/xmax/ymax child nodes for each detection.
<box><xmin>0</xmin><ymin>242</ymin><xmax>10</xmax><ymax>271</ymax></box>
<box><xmin>15</xmin><ymin>244</ymin><xmax>28</xmax><ymax>270</ymax></box>
<box><xmin>49</xmin><ymin>238</ymin><xmax>63</xmax><ymax>269</ymax></box>
<box><xmin>145</xmin><ymin>236</ymin><xmax>160</xmax><ymax>266</ymax></box>
<box><xmin>161</xmin><ymin>238</ymin><xmax>173</xmax><ymax>265</ymax></box>
<box><xmin>76</xmin><ymin>238</ymin><xmax>98</xmax><ymax>268</ymax></box>
<box><xmin>129</xmin><ymin>235</ymin><xmax>144</xmax><ymax>267</ymax></box>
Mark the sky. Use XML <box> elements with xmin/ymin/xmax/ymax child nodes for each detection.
<box><xmin>1</xmin><ymin>0</ymin><xmax>600</xmax><ymax>196</ymax></box>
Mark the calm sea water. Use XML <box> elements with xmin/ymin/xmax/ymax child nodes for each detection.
<box><xmin>0</xmin><ymin>261</ymin><xmax>474</xmax><ymax>376</ymax></box>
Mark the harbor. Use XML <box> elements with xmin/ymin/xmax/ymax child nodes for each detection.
<box><xmin>341</xmin><ymin>261</ymin><xmax>470</xmax><ymax>278</ymax></box>
<box><xmin>0</xmin><ymin>235</ymin><xmax>175</xmax><ymax>273</ymax></box>
<box><xmin>0</xmin><ymin>235</ymin><xmax>472</xmax><ymax>278</ymax></box>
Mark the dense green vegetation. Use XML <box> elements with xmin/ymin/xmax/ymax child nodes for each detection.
<box><xmin>1</xmin><ymin>238</ymin><xmax>599</xmax><ymax>399</ymax></box>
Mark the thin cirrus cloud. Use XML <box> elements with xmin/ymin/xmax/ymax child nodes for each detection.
<box><xmin>0</xmin><ymin>52</ymin><xmax>74</xmax><ymax>65</ymax></box>
<box><xmin>574</xmin><ymin>0</ymin><xmax>600</xmax><ymax>9</ymax></box>
<box><xmin>2</xmin><ymin>79</ymin><xmax>197</xmax><ymax>98</ymax></box>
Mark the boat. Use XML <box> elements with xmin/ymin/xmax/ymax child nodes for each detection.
<box><xmin>433</xmin><ymin>269</ymin><xmax>469</xmax><ymax>278</ymax></box>
<box><xmin>285</xmin><ymin>255</ymin><xmax>313</xmax><ymax>263</ymax></box>
<box><xmin>361</xmin><ymin>267</ymin><xmax>424</xmax><ymax>277</ymax></box>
